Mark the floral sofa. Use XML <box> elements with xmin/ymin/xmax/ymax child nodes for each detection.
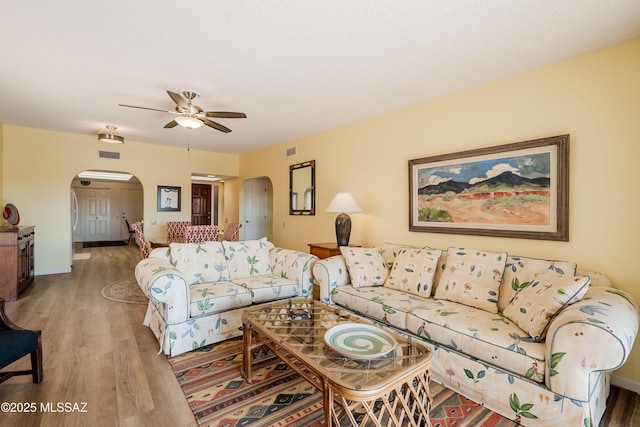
<box><xmin>313</xmin><ymin>243</ymin><xmax>639</xmax><ymax>426</ymax></box>
<box><xmin>135</xmin><ymin>238</ymin><xmax>318</xmax><ymax>356</ymax></box>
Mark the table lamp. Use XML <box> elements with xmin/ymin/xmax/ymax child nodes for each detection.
<box><xmin>325</xmin><ymin>192</ymin><xmax>362</xmax><ymax>246</ymax></box>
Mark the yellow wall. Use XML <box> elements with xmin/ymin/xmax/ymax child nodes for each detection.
<box><xmin>1</xmin><ymin>126</ymin><xmax>239</xmax><ymax>273</ymax></box>
<box><xmin>239</xmin><ymin>39</ymin><xmax>640</xmax><ymax>384</ymax></box>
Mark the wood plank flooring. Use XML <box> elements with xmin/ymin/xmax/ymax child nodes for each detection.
<box><xmin>0</xmin><ymin>244</ymin><xmax>196</xmax><ymax>427</ymax></box>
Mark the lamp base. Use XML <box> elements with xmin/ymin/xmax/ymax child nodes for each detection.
<box><xmin>335</xmin><ymin>212</ymin><xmax>352</xmax><ymax>247</ymax></box>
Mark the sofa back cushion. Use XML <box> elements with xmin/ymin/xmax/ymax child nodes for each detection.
<box><xmin>170</xmin><ymin>242</ymin><xmax>229</xmax><ymax>285</ymax></box>
<box><xmin>434</xmin><ymin>247</ymin><xmax>507</xmax><ymax>313</ymax></box>
<box><xmin>384</xmin><ymin>248</ymin><xmax>442</xmax><ymax>297</ymax></box>
<box><xmin>340</xmin><ymin>247</ymin><xmax>388</xmax><ymax>287</ymax></box>
<box><xmin>499</xmin><ymin>256</ymin><xmax>577</xmax><ymax>312</ymax></box>
<box><xmin>223</xmin><ymin>237</ymin><xmax>273</xmax><ymax>279</ymax></box>
<box><xmin>503</xmin><ymin>271</ymin><xmax>591</xmax><ymax>341</ymax></box>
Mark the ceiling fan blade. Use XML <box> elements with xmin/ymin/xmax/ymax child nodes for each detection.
<box><xmin>167</xmin><ymin>91</ymin><xmax>189</xmax><ymax>109</ymax></box>
<box><xmin>164</xmin><ymin>120</ymin><xmax>179</xmax><ymax>128</ymax></box>
<box><xmin>119</xmin><ymin>104</ymin><xmax>173</xmax><ymax>113</ymax></box>
<box><xmin>204</xmin><ymin>111</ymin><xmax>247</xmax><ymax>119</ymax></box>
<box><xmin>202</xmin><ymin>118</ymin><xmax>232</xmax><ymax>133</ymax></box>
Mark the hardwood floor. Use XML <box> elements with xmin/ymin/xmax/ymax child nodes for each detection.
<box><xmin>0</xmin><ymin>244</ymin><xmax>196</xmax><ymax>427</ymax></box>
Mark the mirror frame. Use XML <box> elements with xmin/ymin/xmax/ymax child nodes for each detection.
<box><xmin>289</xmin><ymin>160</ymin><xmax>315</xmax><ymax>215</ymax></box>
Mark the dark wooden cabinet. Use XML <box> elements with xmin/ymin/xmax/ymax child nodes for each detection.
<box><xmin>0</xmin><ymin>226</ymin><xmax>35</xmax><ymax>301</ymax></box>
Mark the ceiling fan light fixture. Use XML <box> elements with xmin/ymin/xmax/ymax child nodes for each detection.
<box><xmin>97</xmin><ymin>125</ymin><xmax>125</xmax><ymax>144</ymax></box>
<box><xmin>175</xmin><ymin>116</ymin><xmax>204</xmax><ymax>129</ymax></box>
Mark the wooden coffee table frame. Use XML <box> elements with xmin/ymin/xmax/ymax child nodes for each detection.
<box><xmin>241</xmin><ymin>299</ymin><xmax>432</xmax><ymax>427</ymax></box>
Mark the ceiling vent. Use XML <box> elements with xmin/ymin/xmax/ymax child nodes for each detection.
<box><xmin>285</xmin><ymin>147</ymin><xmax>297</xmax><ymax>157</ymax></box>
<box><xmin>98</xmin><ymin>150</ymin><xmax>121</xmax><ymax>160</ymax></box>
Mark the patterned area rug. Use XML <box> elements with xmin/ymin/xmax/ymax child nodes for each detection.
<box><xmin>168</xmin><ymin>338</ymin><xmax>638</xmax><ymax>427</ymax></box>
<box><xmin>100</xmin><ymin>277</ymin><xmax>148</xmax><ymax>305</ymax></box>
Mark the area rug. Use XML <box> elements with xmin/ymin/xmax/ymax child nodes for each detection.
<box><xmin>73</xmin><ymin>252</ymin><xmax>91</xmax><ymax>260</ymax></box>
<box><xmin>100</xmin><ymin>277</ymin><xmax>148</xmax><ymax>304</ymax></box>
<box><xmin>169</xmin><ymin>338</ymin><xmax>638</xmax><ymax>427</ymax></box>
<box><xmin>82</xmin><ymin>240</ymin><xmax>127</xmax><ymax>248</ymax></box>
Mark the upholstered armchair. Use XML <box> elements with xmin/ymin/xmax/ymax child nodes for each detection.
<box><xmin>0</xmin><ymin>298</ymin><xmax>43</xmax><ymax>384</ymax></box>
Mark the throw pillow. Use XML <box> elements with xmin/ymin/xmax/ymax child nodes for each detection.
<box><xmin>384</xmin><ymin>248</ymin><xmax>442</xmax><ymax>297</ymax></box>
<box><xmin>170</xmin><ymin>242</ymin><xmax>228</xmax><ymax>285</ymax></box>
<box><xmin>499</xmin><ymin>255</ymin><xmax>577</xmax><ymax>312</ymax></box>
<box><xmin>434</xmin><ymin>247</ymin><xmax>507</xmax><ymax>313</ymax></box>
<box><xmin>503</xmin><ymin>270</ymin><xmax>591</xmax><ymax>341</ymax></box>
<box><xmin>222</xmin><ymin>237</ymin><xmax>273</xmax><ymax>279</ymax></box>
<box><xmin>340</xmin><ymin>247</ymin><xmax>388</xmax><ymax>287</ymax></box>
<box><xmin>377</xmin><ymin>242</ymin><xmax>419</xmax><ymax>270</ymax></box>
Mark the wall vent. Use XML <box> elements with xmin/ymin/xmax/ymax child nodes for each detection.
<box><xmin>98</xmin><ymin>150</ymin><xmax>121</xmax><ymax>160</ymax></box>
<box><xmin>285</xmin><ymin>147</ymin><xmax>297</xmax><ymax>157</ymax></box>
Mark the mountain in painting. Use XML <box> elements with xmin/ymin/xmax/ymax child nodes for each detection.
<box><xmin>418</xmin><ymin>171</ymin><xmax>549</xmax><ymax>195</ymax></box>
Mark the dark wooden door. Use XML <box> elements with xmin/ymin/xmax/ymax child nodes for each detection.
<box><xmin>191</xmin><ymin>184</ymin><xmax>211</xmax><ymax>225</ymax></box>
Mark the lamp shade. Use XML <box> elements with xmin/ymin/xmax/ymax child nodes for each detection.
<box><xmin>325</xmin><ymin>192</ymin><xmax>362</xmax><ymax>213</ymax></box>
<box><xmin>175</xmin><ymin>116</ymin><xmax>204</xmax><ymax>129</ymax></box>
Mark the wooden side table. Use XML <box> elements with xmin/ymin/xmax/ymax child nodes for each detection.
<box><xmin>308</xmin><ymin>243</ymin><xmax>360</xmax><ymax>299</ymax></box>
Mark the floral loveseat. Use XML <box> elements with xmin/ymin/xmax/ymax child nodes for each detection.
<box><xmin>313</xmin><ymin>244</ymin><xmax>639</xmax><ymax>426</ymax></box>
<box><xmin>135</xmin><ymin>238</ymin><xmax>317</xmax><ymax>356</ymax></box>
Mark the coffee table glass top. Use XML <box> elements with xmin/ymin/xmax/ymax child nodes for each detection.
<box><xmin>242</xmin><ymin>298</ymin><xmax>431</xmax><ymax>392</ymax></box>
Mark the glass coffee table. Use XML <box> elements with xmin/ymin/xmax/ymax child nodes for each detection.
<box><xmin>241</xmin><ymin>298</ymin><xmax>432</xmax><ymax>427</ymax></box>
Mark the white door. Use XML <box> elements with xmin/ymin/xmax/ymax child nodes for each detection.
<box><xmin>243</xmin><ymin>179</ymin><xmax>268</xmax><ymax>240</ymax></box>
<box><xmin>85</xmin><ymin>189</ymin><xmax>111</xmax><ymax>241</ymax></box>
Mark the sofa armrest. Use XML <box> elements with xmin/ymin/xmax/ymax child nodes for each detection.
<box><xmin>269</xmin><ymin>248</ymin><xmax>318</xmax><ymax>299</ymax></box>
<box><xmin>135</xmin><ymin>257</ymin><xmax>190</xmax><ymax>324</ymax></box>
<box><xmin>545</xmin><ymin>286</ymin><xmax>639</xmax><ymax>401</ymax></box>
<box><xmin>312</xmin><ymin>255</ymin><xmax>350</xmax><ymax>304</ymax></box>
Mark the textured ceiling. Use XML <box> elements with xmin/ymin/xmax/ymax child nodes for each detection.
<box><xmin>1</xmin><ymin>1</ymin><xmax>639</xmax><ymax>154</ymax></box>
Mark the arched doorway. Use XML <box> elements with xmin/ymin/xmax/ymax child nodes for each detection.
<box><xmin>70</xmin><ymin>169</ymin><xmax>143</xmax><ymax>264</ymax></box>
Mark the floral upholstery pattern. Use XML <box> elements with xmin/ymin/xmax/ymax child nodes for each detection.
<box><xmin>376</xmin><ymin>242</ymin><xmax>420</xmax><ymax>270</ymax></box>
<box><xmin>222</xmin><ymin>237</ymin><xmax>273</xmax><ymax>279</ymax></box>
<box><xmin>135</xmin><ymin>239</ymin><xmax>318</xmax><ymax>356</ymax></box>
<box><xmin>313</xmin><ymin>249</ymin><xmax>639</xmax><ymax>427</ymax></box>
<box><xmin>434</xmin><ymin>247</ymin><xmax>507</xmax><ymax>313</ymax></box>
<box><xmin>170</xmin><ymin>242</ymin><xmax>229</xmax><ymax>285</ymax></box>
<box><xmin>189</xmin><ymin>281</ymin><xmax>251</xmax><ymax>316</ymax></box>
<box><xmin>384</xmin><ymin>247</ymin><xmax>441</xmax><ymax>297</ymax></box>
<box><xmin>499</xmin><ymin>255</ymin><xmax>577</xmax><ymax>312</ymax></box>
<box><xmin>340</xmin><ymin>247</ymin><xmax>388</xmax><ymax>287</ymax></box>
<box><xmin>503</xmin><ymin>271</ymin><xmax>590</xmax><ymax>341</ymax></box>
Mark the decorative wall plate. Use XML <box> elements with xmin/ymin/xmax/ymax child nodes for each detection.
<box><xmin>3</xmin><ymin>203</ymin><xmax>20</xmax><ymax>225</ymax></box>
<box><xmin>324</xmin><ymin>323</ymin><xmax>397</xmax><ymax>360</ymax></box>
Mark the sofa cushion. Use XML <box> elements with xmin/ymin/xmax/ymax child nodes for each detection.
<box><xmin>499</xmin><ymin>256</ymin><xmax>577</xmax><ymax>312</ymax></box>
<box><xmin>503</xmin><ymin>271</ymin><xmax>591</xmax><ymax>341</ymax></box>
<box><xmin>189</xmin><ymin>281</ymin><xmax>252</xmax><ymax>317</ymax></box>
<box><xmin>340</xmin><ymin>247</ymin><xmax>388</xmax><ymax>287</ymax></box>
<box><xmin>332</xmin><ymin>284</ymin><xmax>429</xmax><ymax>330</ymax></box>
<box><xmin>223</xmin><ymin>237</ymin><xmax>273</xmax><ymax>279</ymax></box>
<box><xmin>377</xmin><ymin>242</ymin><xmax>420</xmax><ymax>270</ymax></box>
<box><xmin>170</xmin><ymin>242</ymin><xmax>229</xmax><ymax>285</ymax></box>
<box><xmin>231</xmin><ymin>274</ymin><xmax>300</xmax><ymax>304</ymax></box>
<box><xmin>406</xmin><ymin>299</ymin><xmax>546</xmax><ymax>383</ymax></box>
<box><xmin>384</xmin><ymin>248</ymin><xmax>442</xmax><ymax>297</ymax></box>
<box><xmin>434</xmin><ymin>247</ymin><xmax>507</xmax><ymax>313</ymax></box>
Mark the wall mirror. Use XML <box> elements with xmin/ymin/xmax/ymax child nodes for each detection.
<box><xmin>289</xmin><ymin>160</ymin><xmax>315</xmax><ymax>215</ymax></box>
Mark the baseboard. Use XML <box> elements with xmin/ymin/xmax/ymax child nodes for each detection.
<box><xmin>612</xmin><ymin>374</ymin><xmax>640</xmax><ymax>394</ymax></box>
<box><xmin>35</xmin><ymin>267</ymin><xmax>71</xmax><ymax>276</ymax></box>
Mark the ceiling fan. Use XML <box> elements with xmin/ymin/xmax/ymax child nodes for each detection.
<box><xmin>119</xmin><ymin>90</ymin><xmax>246</xmax><ymax>133</ymax></box>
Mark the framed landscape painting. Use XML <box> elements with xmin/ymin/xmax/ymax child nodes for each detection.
<box><xmin>409</xmin><ymin>134</ymin><xmax>569</xmax><ymax>241</ymax></box>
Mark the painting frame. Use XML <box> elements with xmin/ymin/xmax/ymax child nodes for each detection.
<box><xmin>409</xmin><ymin>134</ymin><xmax>569</xmax><ymax>241</ymax></box>
<box><xmin>157</xmin><ymin>185</ymin><xmax>181</xmax><ymax>212</ymax></box>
